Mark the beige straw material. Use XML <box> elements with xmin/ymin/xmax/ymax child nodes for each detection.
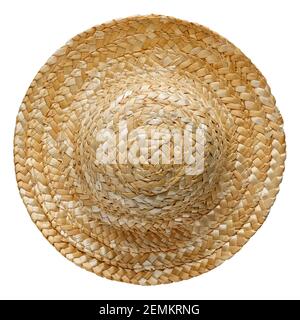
<box><xmin>14</xmin><ymin>15</ymin><xmax>286</xmax><ymax>285</ymax></box>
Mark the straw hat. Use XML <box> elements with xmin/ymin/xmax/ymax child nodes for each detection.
<box><xmin>14</xmin><ymin>15</ymin><xmax>286</xmax><ymax>285</ymax></box>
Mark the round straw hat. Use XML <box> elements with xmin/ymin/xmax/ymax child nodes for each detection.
<box><xmin>14</xmin><ymin>15</ymin><xmax>285</xmax><ymax>285</ymax></box>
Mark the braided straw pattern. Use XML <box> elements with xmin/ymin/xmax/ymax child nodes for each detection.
<box><xmin>14</xmin><ymin>15</ymin><xmax>286</xmax><ymax>285</ymax></box>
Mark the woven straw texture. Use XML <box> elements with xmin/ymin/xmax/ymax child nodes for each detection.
<box><xmin>14</xmin><ymin>15</ymin><xmax>286</xmax><ymax>285</ymax></box>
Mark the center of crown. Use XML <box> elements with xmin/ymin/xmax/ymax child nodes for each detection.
<box><xmin>95</xmin><ymin>120</ymin><xmax>206</xmax><ymax>195</ymax></box>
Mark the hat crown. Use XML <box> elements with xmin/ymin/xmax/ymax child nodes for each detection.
<box><xmin>77</xmin><ymin>80</ymin><xmax>229</xmax><ymax>230</ymax></box>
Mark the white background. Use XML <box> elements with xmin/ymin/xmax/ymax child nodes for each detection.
<box><xmin>0</xmin><ymin>0</ymin><xmax>299</xmax><ymax>300</ymax></box>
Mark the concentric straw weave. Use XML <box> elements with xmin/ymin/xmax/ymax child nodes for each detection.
<box><xmin>14</xmin><ymin>15</ymin><xmax>286</xmax><ymax>285</ymax></box>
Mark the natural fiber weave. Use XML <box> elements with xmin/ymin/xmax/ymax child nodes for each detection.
<box><xmin>14</xmin><ymin>15</ymin><xmax>286</xmax><ymax>285</ymax></box>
